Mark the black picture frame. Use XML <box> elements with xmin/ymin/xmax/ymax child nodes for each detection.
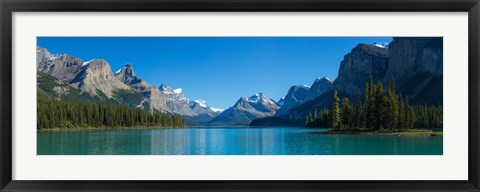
<box><xmin>1</xmin><ymin>0</ymin><xmax>479</xmax><ymax>191</ymax></box>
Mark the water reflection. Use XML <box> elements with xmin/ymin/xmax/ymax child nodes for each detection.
<box><xmin>37</xmin><ymin>127</ymin><xmax>443</xmax><ymax>155</ymax></box>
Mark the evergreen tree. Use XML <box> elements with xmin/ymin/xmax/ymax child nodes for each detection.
<box><xmin>341</xmin><ymin>97</ymin><xmax>352</xmax><ymax>130</ymax></box>
<box><xmin>37</xmin><ymin>99</ymin><xmax>186</xmax><ymax>129</ymax></box>
<box><xmin>398</xmin><ymin>93</ymin><xmax>406</xmax><ymax>130</ymax></box>
<box><xmin>405</xmin><ymin>96</ymin><xmax>411</xmax><ymax>129</ymax></box>
<box><xmin>308</xmin><ymin>77</ymin><xmax>442</xmax><ymax>130</ymax></box>
<box><xmin>329</xmin><ymin>90</ymin><xmax>341</xmax><ymax>130</ymax></box>
<box><xmin>353</xmin><ymin>99</ymin><xmax>362</xmax><ymax>129</ymax></box>
<box><xmin>374</xmin><ymin>82</ymin><xmax>384</xmax><ymax>130</ymax></box>
<box><xmin>385</xmin><ymin>79</ymin><xmax>399</xmax><ymax>130</ymax></box>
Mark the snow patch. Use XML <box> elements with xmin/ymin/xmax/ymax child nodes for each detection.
<box><xmin>247</xmin><ymin>93</ymin><xmax>264</xmax><ymax>103</ymax></box>
<box><xmin>48</xmin><ymin>54</ymin><xmax>59</xmax><ymax>61</ymax></box>
<box><xmin>316</xmin><ymin>76</ymin><xmax>333</xmax><ymax>83</ymax></box>
<box><xmin>173</xmin><ymin>88</ymin><xmax>183</xmax><ymax>94</ymax></box>
<box><xmin>193</xmin><ymin>99</ymin><xmax>207</xmax><ymax>108</ymax></box>
<box><xmin>372</xmin><ymin>42</ymin><xmax>390</xmax><ymax>48</ymax></box>
<box><xmin>210</xmin><ymin>108</ymin><xmax>225</xmax><ymax>112</ymax></box>
<box><xmin>82</xmin><ymin>60</ymin><xmax>93</xmax><ymax>67</ymax></box>
<box><xmin>246</xmin><ymin>93</ymin><xmax>276</xmax><ymax>105</ymax></box>
<box><xmin>115</xmin><ymin>68</ymin><xmax>122</xmax><ymax>74</ymax></box>
<box><xmin>295</xmin><ymin>84</ymin><xmax>311</xmax><ymax>89</ymax></box>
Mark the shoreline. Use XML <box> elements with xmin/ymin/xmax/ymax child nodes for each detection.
<box><xmin>313</xmin><ymin>130</ymin><xmax>443</xmax><ymax>136</ymax></box>
<box><xmin>37</xmin><ymin>126</ymin><xmax>185</xmax><ymax>131</ymax></box>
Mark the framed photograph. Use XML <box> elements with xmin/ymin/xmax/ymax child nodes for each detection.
<box><xmin>1</xmin><ymin>0</ymin><xmax>479</xmax><ymax>191</ymax></box>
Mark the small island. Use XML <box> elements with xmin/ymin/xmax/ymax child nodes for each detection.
<box><xmin>304</xmin><ymin>77</ymin><xmax>442</xmax><ymax>136</ymax></box>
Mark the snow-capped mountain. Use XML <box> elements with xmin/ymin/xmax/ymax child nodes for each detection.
<box><xmin>159</xmin><ymin>84</ymin><xmax>222</xmax><ymax>123</ymax></box>
<box><xmin>37</xmin><ymin>46</ymin><xmax>222</xmax><ymax>123</ymax></box>
<box><xmin>187</xmin><ymin>99</ymin><xmax>223</xmax><ymax>123</ymax></box>
<box><xmin>207</xmin><ymin>93</ymin><xmax>280</xmax><ymax>125</ymax></box>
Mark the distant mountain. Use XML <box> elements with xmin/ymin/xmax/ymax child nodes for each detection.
<box><xmin>283</xmin><ymin>37</ymin><xmax>443</xmax><ymax>120</ymax></box>
<box><xmin>159</xmin><ymin>84</ymin><xmax>222</xmax><ymax>123</ymax></box>
<box><xmin>275</xmin><ymin>85</ymin><xmax>310</xmax><ymax>116</ymax></box>
<box><xmin>186</xmin><ymin>100</ymin><xmax>224</xmax><ymax>123</ymax></box>
<box><xmin>303</xmin><ymin>77</ymin><xmax>333</xmax><ymax>101</ymax></box>
<box><xmin>208</xmin><ymin>93</ymin><xmax>280</xmax><ymax>125</ymax></box>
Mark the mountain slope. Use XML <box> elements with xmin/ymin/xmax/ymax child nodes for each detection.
<box><xmin>303</xmin><ymin>77</ymin><xmax>333</xmax><ymax>101</ymax></box>
<box><xmin>114</xmin><ymin>63</ymin><xmax>168</xmax><ymax>111</ymax></box>
<box><xmin>208</xmin><ymin>93</ymin><xmax>279</xmax><ymax>125</ymax></box>
<box><xmin>37</xmin><ymin>71</ymin><xmax>106</xmax><ymax>103</ymax></box>
<box><xmin>275</xmin><ymin>85</ymin><xmax>310</xmax><ymax>116</ymax></box>
<box><xmin>37</xmin><ymin>46</ymin><xmax>141</xmax><ymax>108</ymax></box>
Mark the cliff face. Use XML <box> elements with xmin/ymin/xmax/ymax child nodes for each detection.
<box><xmin>384</xmin><ymin>37</ymin><xmax>443</xmax><ymax>104</ymax></box>
<box><xmin>284</xmin><ymin>37</ymin><xmax>443</xmax><ymax>120</ymax></box>
<box><xmin>114</xmin><ymin>63</ymin><xmax>168</xmax><ymax>111</ymax></box>
<box><xmin>37</xmin><ymin>49</ymin><xmax>85</xmax><ymax>83</ymax></box>
<box><xmin>69</xmin><ymin>59</ymin><xmax>132</xmax><ymax>98</ymax></box>
<box><xmin>333</xmin><ymin>38</ymin><xmax>442</xmax><ymax>102</ymax></box>
<box><xmin>384</xmin><ymin>37</ymin><xmax>442</xmax><ymax>82</ymax></box>
<box><xmin>333</xmin><ymin>44</ymin><xmax>389</xmax><ymax>96</ymax></box>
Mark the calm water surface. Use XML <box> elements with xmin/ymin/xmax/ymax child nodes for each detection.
<box><xmin>37</xmin><ymin>127</ymin><xmax>443</xmax><ymax>155</ymax></box>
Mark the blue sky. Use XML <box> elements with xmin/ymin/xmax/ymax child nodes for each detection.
<box><xmin>37</xmin><ymin>37</ymin><xmax>392</xmax><ymax>109</ymax></box>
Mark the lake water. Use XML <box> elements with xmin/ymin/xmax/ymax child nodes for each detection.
<box><xmin>37</xmin><ymin>127</ymin><xmax>443</xmax><ymax>155</ymax></box>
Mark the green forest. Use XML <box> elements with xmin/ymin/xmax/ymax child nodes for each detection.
<box><xmin>37</xmin><ymin>99</ymin><xmax>186</xmax><ymax>129</ymax></box>
<box><xmin>305</xmin><ymin>77</ymin><xmax>443</xmax><ymax>131</ymax></box>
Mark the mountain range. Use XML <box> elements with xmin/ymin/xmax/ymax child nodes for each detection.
<box><xmin>37</xmin><ymin>46</ymin><xmax>222</xmax><ymax>123</ymax></box>
<box><xmin>207</xmin><ymin>93</ymin><xmax>280</xmax><ymax>125</ymax></box>
<box><xmin>37</xmin><ymin>37</ymin><xmax>442</xmax><ymax>127</ymax></box>
<box><xmin>278</xmin><ymin>37</ymin><xmax>443</xmax><ymax>122</ymax></box>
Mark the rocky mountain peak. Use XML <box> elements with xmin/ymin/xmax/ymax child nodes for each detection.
<box><xmin>208</xmin><ymin>93</ymin><xmax>280</xmax><ymax>125</ymax></box>
<box><xmin>247</xmin><ymin>92</ymin><xmax>266</xmax><ymax>103</ymax></box>
<box><xmin>303</xmin><ymin>76</ymin><xmax>334</xmax><ymax>101</ymax></box>
<box><xmin>115</xmin><ymin>62</ymin><xmax>138</xmax><ymax>85</ymax></box>
<box><xmin>36</xmin><ymin>46</ymin><xmax>53</xmax><ymax>66</ymax></box>
<box><xmin>159</xmin><ymin>84</ymin><xmax>172</xmax><ymax>92</ymax></box>
<box><xmin>69</xmin><ymin>58</ymin><xmax>131</xmax><ymax>98</ymax></box>
<box><xmin>354</xmin><ymin>43</ymin><xmax>389</xmax><ymax>57</ymax></box>
<box><xmin>333</xmin><ymin>43</ymin><xmax>390</xmax><ymax>95</ymax></box>
<box><xmin>275</xmin><ymin>84</ymin><xmax>310</xmax><ymax>116</ymax></box>
<box><xmin>37</xmin><ymin>47</ymin><xmax>85</xmax><ymax>83</ymax></box>
<box><xmin>190</xmin><ymin>99</ymin><xmax>207</xmax><ymax>108</ymax></box>
<box><xmin>315</xmin><ymin>76</ymin><xmax>333</xmax><ymax>84</ymax></box>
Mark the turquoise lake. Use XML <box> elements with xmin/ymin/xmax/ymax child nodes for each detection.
<box><xmin>37</xmin><ymin>127</ymin><xmax>443</xmax><ymax>155</ymax></box>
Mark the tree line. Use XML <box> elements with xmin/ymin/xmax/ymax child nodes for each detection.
<box><xmin>305</xmin><ymin>77</ymin><xmax>442</xmax><ymax>131</ymax></box>
<box><xmin>37</xmin><ymin>99</ymin><xmax>186</xmax><ymax>129</ymax></box>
